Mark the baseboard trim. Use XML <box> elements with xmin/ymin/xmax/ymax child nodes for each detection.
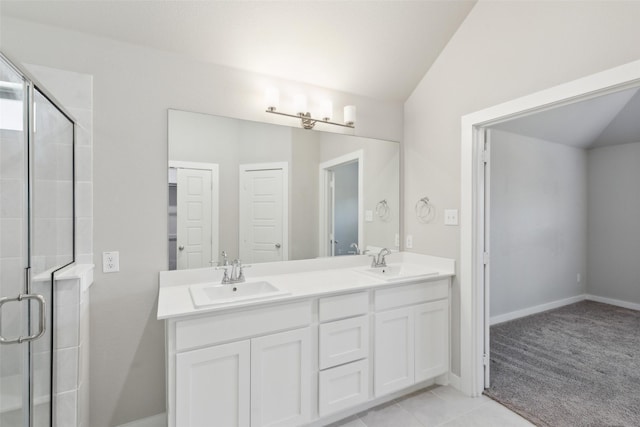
<box><xmin>490</xmin><ymin>295</ymin><xmax>586</xmax><ymax>325</ymax></box>
<box><xmin>585</xmin><ymin>294</ymin><xmax>640</xmax><ymax>311</ymax></box>
<box><xmin>448</xmin><ymin>372</ymin><xmax>462</xmax><ymax>390</ymax></box>
<box><xmin>116</xmin><ymin>413</ymin><xmax>167</xmax><ymax>427</ymax></box>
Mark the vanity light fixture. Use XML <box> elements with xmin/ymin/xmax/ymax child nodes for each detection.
<box><xmin>265</xmin><ymin>88</ymin><xmax>355</xmax><ymax>130</ymax></box>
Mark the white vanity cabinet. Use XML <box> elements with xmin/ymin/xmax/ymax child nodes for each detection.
<box><xmin>317</xmin><ymin>292</ymin><xmax>370</xmax><ymax>416</ymax></box>
<box><xmin>374</xmin><ymin>279</ymin><xmax>450</xmax><ymax>397</ymax></box>
<box><xmin>167</xmin><ymin>300</ymin><xmax>313</xmax><ymax>427</ymax></box>
<box><xmin>163</xmin><ymin>272</ymin><xmax>452</xmax><ymax>427</ymax></box>
<box><xmin>251</xmin><ymin>327</ymin><xmax>311</xmax><ymax>427</ymax></box>
<box><xmin>176</xmin><ymin>340</ymin><xmax>251</xmax><ymax>427</ymax></box>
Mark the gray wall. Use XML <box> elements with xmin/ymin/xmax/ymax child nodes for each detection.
<box><xmin>489</xmin><ymin>130</ymin><xmax>587</xmax><ymax>318</ymax></box>
<box><xmin>403</xmin><ymin>0</ymin><xmax>640</xmax><ymax>375</ymax></box>
<box><xmin>587</xmin><ymin>142</ymin><xmax>640</xmax><ymax>304</ymax></box>
<box><xmin>0</xmin><ymin>17</ymin><xmax>403</xmax><ymax>427</ymax></box>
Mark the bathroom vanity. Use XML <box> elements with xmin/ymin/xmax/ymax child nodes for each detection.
<box><xmin>158</xmin><ymin>252</ymin><xmax>454</xmax><ymax>427</ymax></box>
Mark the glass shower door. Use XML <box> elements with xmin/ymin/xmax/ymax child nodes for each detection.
<box><xmin>0</xmin><ymin>54</ymin><xmax>44</xmax><ymax>426</ymax></box>
<box><xmin>0</xmin><ymin>52</ymin><xmax>73</xmax><ymax>427</ymax></box>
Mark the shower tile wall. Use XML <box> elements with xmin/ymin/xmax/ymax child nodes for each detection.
<box><xmin>26</xmin><ymin>64</ymin><xmax>93</xmax><ymax>427</ymax></box>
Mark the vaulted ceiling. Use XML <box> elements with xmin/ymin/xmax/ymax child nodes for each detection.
<box><xmin>492</xmin><ymin>87</ymin><xmax>640</xmax><ymax>149</ymax></box>
<box><xmin>0</xmin><ymin>0</ymin><xmax>477</xmax><ymax>102</ymax></box>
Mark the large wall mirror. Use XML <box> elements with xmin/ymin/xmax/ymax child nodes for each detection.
<box><xmin>168</xmin><ymin>109</ymin><xmax>400</xmax><ymax>269</ymax></box>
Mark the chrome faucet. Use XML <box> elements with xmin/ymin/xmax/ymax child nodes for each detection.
<box><xmin>215</xmin><ymin>259</ymin><xmax>250</xmax><ymax>284</ymax></box>
<box><xmin>350</xmin><ymin>243</ymin><xmax>360</xmax><ymax>255</ymax></box>
<box><xmin>369</xmin><ymin>248</ymin><xmax>391</xmax><ymax>268</ymax></box>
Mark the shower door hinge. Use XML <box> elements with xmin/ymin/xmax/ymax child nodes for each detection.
<box><xmin>483</xmin><ymin>252</ymin><xmax>490</xmax><ymax>264</ymax></box>
<box><xmin>483</xmin><ymin>354</ymin><xmax>490</xmax><ymax>366</ymax></box>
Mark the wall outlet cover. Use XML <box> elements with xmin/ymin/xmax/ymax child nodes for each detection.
<box><xmin>103</xmin><ymin>251</ymin><xmax>120</xmax><ymax>273</ymax></box>
<box><xmin>406</xmin><ymin>234</ymin><xmax>413</xmax><ymax>249</ymax></box>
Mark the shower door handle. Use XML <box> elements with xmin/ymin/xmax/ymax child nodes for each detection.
<box><xmin>0</xmin><ymin>294</ymin><xmax>46</xmax><ymax>344</ymax></box>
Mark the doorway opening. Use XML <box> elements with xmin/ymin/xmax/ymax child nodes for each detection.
<box><xmin>460</xmin><ymin>59</ymin><xmax>640</xmax><ymax>398</ymax></box>
<box><xmin>319</xmin><ymin>150</ymin><xmax>364</xmax><ymax>257</ymax></box>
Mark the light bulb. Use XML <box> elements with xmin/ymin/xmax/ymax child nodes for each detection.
<box><xmin>294</xmin><ymin>94</ymin><xmax>307</xmax><ymax>116</ymax></box>
<box><xmin>344</xmin><ymin>105</ymin><xmax>356</xmax><ymax>126</ymax></box>
<box><xmin>321</xmin><ymin>100</ymin><xmax>333</xmax><ymax>121</ymax></box>
<box><xmin>265</xmin><ymin>87</ymin><xmax>279</xmax><ymax>111</ymax></box>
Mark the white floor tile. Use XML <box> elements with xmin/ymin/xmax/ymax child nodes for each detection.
<box><xmin>440</xmin><ymin>400</ymin><xmax>535</xmax><ymax>427</ymax></box>
<box><xmin>358</xmin><ymin>401</ymin><xmax>423</xmax><ymax>427</ymax></box>
<box><xmin>327</xmin><ymin>415</ymin><xmax>367</xmax><ymax>427</ymax></box>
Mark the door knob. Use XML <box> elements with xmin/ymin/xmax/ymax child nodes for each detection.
<box><xmin>178</xmin><ymin>245</ymin><xmax>185</xmax><ymax>251</ymax></box>
<box><xmin>275</xmin><ymin>243</ymin><xmax>281</xmax><ymax>249</ymax></box>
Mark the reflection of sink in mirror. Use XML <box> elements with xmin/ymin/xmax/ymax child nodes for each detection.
<box><xmin>189</xmin><ymin>281</ymin><xmax>290</xmax><ymax>308</ymax></box>
<box><xmin>358</xmin><ymin>264</ymin><xmax>439</xmax><ymax>282</ymax></box>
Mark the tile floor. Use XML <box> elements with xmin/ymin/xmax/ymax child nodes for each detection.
<box><xmin>329</xmin><ymin>386</ymin><xmax>534</xmax><ymax>427</ymax></box>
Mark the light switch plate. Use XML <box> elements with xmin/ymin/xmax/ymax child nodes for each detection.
<box><xmin>103</xmin><ymin>251</ymin><xmax>120</xmax><ymax>273</ymax></box>
<box><xmin>365</xmin><ymin>210</ymin><xmax>373</xmax><ymax>222</ymax></box>
<box><xmin>444</xmin><ymin>209</ymin><xmax>459</xmax><ymax>226</ymax></box>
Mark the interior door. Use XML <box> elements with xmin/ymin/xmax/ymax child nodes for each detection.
<box><xmin>482</xmin><ymin>128</ymin><xmax>491</xmax><ymax>388</ymax></box>
<box><xmin>176</xmin><ymin>168</ymin><xmax>213</xmax><ymax>269</ymax></box>
<box><xmin>239</xmin><ymin>166</ymin><xmax>286</xmax><ymax>263</ymax></box>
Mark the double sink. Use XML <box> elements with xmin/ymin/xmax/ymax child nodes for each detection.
<box><xmin>188</xmin><ymin>263</ymin><xmax>439</xmax><ymax>308</ymax></box>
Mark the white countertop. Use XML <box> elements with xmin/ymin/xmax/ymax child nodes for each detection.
<box><xmin>157</xmin><ymin>252</ymin><xmax>454</xmax><ymax>320</ymax></box>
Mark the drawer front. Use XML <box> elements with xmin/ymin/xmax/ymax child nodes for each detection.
<box><xmin>319</xmin><ymin>315</ymin><xmax>369</xmax><ymax>370</ymax></box>
<box><xmin>175</xmin><ymin>300</ymin><xmax>312</xmax><ymax>351</ymax></box>
<box><xmin>319</xmin><ymin>292</ymin><xmax>369</xmax><ymax>322</ymax></box>
<box><xmin>319</xmin><ymin>359</ymin><xmax>369</xmax><ymax>416</ymax></box>
<box><xmin>375</xmin><ymin>279</ymin><xmax>448</xmax><ymax>312</ymax></box>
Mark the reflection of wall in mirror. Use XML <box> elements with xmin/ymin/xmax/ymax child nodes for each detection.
<box><xmin>319</xmin><ymin>133</ymin><xmax>400</xmax><ymax>252</ymax></box>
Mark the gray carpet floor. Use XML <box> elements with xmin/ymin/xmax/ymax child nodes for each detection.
<box><xmin>485</xmin><ymin>301</ymin><xmax>640</xmax><ymax>427</ymax></box>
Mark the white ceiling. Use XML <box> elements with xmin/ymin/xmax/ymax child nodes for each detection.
<box><xmin>492</xmin><ymin>87</ymin><xmax>640</xmax><ymax>149</ymax></box>
<box><xmin>0</xmin><ymin>0</ymin><xmax>476</xmax><ymax>102</ymax></box>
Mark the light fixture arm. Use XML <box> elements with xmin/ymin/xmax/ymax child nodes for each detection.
<box><xmin>265</xmin><ymin>109</ymin><xmax>355</xmax><ymax>130</ymax></box>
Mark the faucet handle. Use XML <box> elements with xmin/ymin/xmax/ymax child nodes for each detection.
<box><xmin>368</xmin><ymin>253</ymin><xmax>377</xmax><ymax>268</ymax></box>
<box><xmin>214</xmin><ymin>266</ymin><xmax>230</xmax><ymax>284</ymax></box>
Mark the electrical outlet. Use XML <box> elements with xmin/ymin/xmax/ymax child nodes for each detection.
<box><xmin>365</xmin><ymin>210</ymin><xmax>373</xmax><ymax>222</ymax></box>
<box><xmin>444</xmin><ymin>209</ymin><xmax>459</xmax><ymax>226</ymax></box>
<box><xmin>102</xmin><ymin>251</ymin><xmax>120</xmax><ymax>273</ymax></box>
<box><xmin>406</xmin><ymin>234</ymin><xmax>413</xmax><ymax>249</ymax></box>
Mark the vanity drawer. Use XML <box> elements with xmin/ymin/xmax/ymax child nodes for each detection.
<box><xmin>319</xmin><ymin>291</ymin><xmax>369</xmax><ymax>322</ymax></box>
<box><xmin>175</xmin><ymin>300</ymin><xmax>312</xmax><ymax>351</ymax></box>
<box><xmin>319</xmin><ymin>315</ymin><xmax>369</xmax><ymax>370</ymax></box>
<box><xmin>319</xmin><ymin>359</ymin><xmax>369</xmax><ymax>416</ymax></box>
<box><xmin>375</xmin><ymin>279</ymin><xmax>448</xmax><ymax>312</ymax></box>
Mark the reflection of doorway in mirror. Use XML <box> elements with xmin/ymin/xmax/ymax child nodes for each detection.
<box><xmin>168</xmin><ymin>161</ymin><xmax>219</xmax><ymax>270</ymax></box>
<box><xmin>239</xmin><ymin>163</ymin><xmax>289</xmax><ymax>263</ymax></box>
<box><xmin>319</xmin><ymin>151</ymin><xmax>364</xmax><ymax>257</ymax></box>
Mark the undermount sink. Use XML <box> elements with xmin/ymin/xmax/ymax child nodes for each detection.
<box><xmin>189</xmin><ymin>281</ymin><xmax>289</xmax><ymax>308</ymax></box>
<box><xmin>358</xmin><ymin>263</ymin><xmax>439</xmax><ymax>282</ymax></box>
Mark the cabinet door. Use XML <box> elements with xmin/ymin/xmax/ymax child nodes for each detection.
<box><xmin>415</xmin><ymin>299</ymin><xmax>449</xmax><ymax>382</ymax></box>
<box><xmin>374</xmin><ymin>307</ymin><xmax>414</xmax><ymax>396</ymax></box>
<box><xmin>251</xmin><ymin>327</ymin><xmax>311</xmax><ymax>427</ymax></box>
<box><xmin>176</xmin><ymin>340</ymin><xmax>250</xmax><ymax>427</ymax></box>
